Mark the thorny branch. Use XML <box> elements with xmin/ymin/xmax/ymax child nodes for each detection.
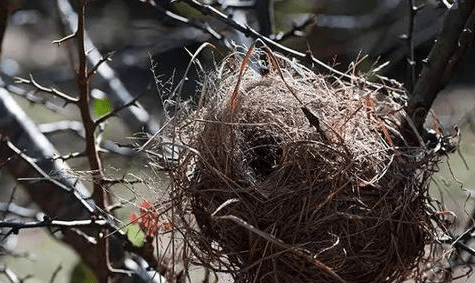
<box><xmin>149</xmin><ymin>0</ymin><xmax>405</xmax><ymax>92</ymax></box>
<box><xmin>269</xmin><ymin>15</ymin><xmax>315</xmax><ymax>42</ymax></box>
<box><xmin>73</xmin><ymin>1</ymin><xmax>110</xmax><ymax>282</ymax></box>
<box><xmin>87</xmin><ymin>51</ymin><xmax>115</xmax><ymax>80</ymax></box>
<box><xmin>94</xmin><ymin>94</ymin><xmax>142</xmax><ymax>128</ymax></box>
<box><xmin>406</xmin><ymin>0</ymin><xmax>418</xmax><ymax>92</ymax></box>
<box><xmin>56</xmin><ymin>0</ymin><xmax>161</xmax><ymax>134</ymax></box>
<box><xmin>15</xmin><ymin>74</ymin><xmax>79</xmax><ymax>105</ymax></box>
<box><xmin>406</xmin><ymin>0</ymin><xmax>475</xmax><ymax>132</ymax></box>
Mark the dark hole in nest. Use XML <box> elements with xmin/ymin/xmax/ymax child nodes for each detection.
<box><xmin>244</xmin><ymin>132</ymin><xmax>283</xmax><ymax>181</ymax></box>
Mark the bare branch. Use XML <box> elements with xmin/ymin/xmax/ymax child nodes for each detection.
<box><xmin>406</xmin><ymin>0</ymin><xmax>475</xmax><ymax>132</ymax></box>
<box><xmin>269</xmin><ymin>15</ymin><xmax>315</xmax><ymax>42</ymax></box>
<box><xmin>14</xmin><ymin>74</ymin><xmax>79</xmax><ymax>105</ymax></box>
<box><xmin>3</xmin><ymin>139</ymin><xmax>95</xmax><ymax>214</ymax></box>
<box><xmin>167</xmin><ymin>0</ymin><xmax>402</xmax><ymax>91</ymax></box>
<box><xmin>0</xmin><ymin>217</ymin><xmax>109</xmax><ymax>230</ymax></box>
<box><xmin>52</xmin><ymin>32</ymin><xmax>77</xmax><ymax>46</ymax></box>
<box><xmin>144</xmin><ymin>0</ymin><xmax>226</xmax><ymax>45</ymax></box>
<box><xmin>405</xmin><ymin>0</ymin><xmax>418</xmax><ymax>92</ymax></box>
<box><xmin>1</xmin><ymin>74</ymin><xmax>64</xmax><ymax>112</ymax></box>
<box><xmin>56</xmin><ymin>0</ymin><xmax>161</xmax><ymax>134</ymax></box>
<box><xmin>73</xmin><ymin>0</ymin><xmax>111</xmax><ymax>281</ymax></box>
<box><xmin>37</xmin><ymin>121</ymin><xmax>136</xmax><ymax>157</ymax></box>
<box><xmin>87</xmin><ymin>51</ymin><xmax>115</xmax><ymax>80</ymax></box>
<box><xmin>94</xmin><ymin>95</ymin><xmax>142</xmax><ymax>128</ymax></box>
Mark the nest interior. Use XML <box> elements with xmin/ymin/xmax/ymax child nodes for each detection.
<box><xmin>168</xmin><ymin>51</ymin><xmax>438</xmax><ymax>283</ymax></box>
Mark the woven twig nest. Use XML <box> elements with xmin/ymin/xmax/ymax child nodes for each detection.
<box><xmin>164</xmin><ymin>48</ymin><xmax>439</xmax><ymax>283</ymax></box>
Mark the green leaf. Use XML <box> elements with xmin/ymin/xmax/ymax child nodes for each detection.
<box><xmin>126</xmin><ymin>225</ymin><xmax>145</xmax><ymax>247</ymax></box>
<box><xmin>94</xmin><ymin>98</ymin><xmax>111</xmax><ymax>117</ymax></box>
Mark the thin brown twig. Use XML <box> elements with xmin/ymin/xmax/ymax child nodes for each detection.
<box><xmin>94</xmin><ymin>95</ymin><xmax>142</xmax><ymax>128</ymax></box>
<box><xmin>15</xmin><ymin>75</ymin><xmax>79</xmax><ymax>105</ymax></box>
<box><xmin>87</xmin><ymin>51</ymin><xmax>115</xmax><ymax>80</ymax></box>
<box><xmin>74</xmin><ymin>0</ymin><xmax>110</xmax><ymax>281</ymax></box>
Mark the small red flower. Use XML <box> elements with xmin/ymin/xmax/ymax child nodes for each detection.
<box><xmin>129</xmin><ymin>200</ymin><xmax>160</xmax><ymax>238</ymax></box>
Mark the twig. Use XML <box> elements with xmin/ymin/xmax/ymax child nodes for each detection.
<box><xmin>56</xmin><ymin>0</ymin><xmax>160</xmax><ymax>134</ymax></box>
<box><xmin>3</xmin><ymin>139</ymin><xmax>95</xmax><ymax>214</ymax></box>
<box><xmin>172</xmin><ymin>0</ymin><xmax>402</xmax><ymax>91</ymax></box>
<box><xmin>14</xmin><ymin>74</ymin><xmax>79</xmax><ymax>105</ymax></box>
<box><xmin>406</xmin><ymin>0</ymin><xmax>475</xmax><ymax>132</ymax></box>
<box><xmin>87</xmin><ymin>51</ymin><xmax>115</xmax><ymax>80</ymax></box>
<box><xmin>51</xmin><ymin>151</ymin><xmax>86</xmax><ymax>161</ymax></box>
<box><xmin>37</xmin><ymin>121</ymin><xmax>137</xmax><ymax>157</ymax></box>
<box><xmin>52</xmin><ymin>32</ymin><xmax>77</xmax><ymax>46</ymax></box>
<box><xmin>269</xmin><ymin>15</ymin><xmax>315</xmax><ymax>42</ymax></box>
<box><xmin>406</xmin><ymin>0</ymin><xmax>418</xmax><ymax>92</ymax></box>
<box><xmin>144</xmin><ymin>0</ymin><xmax>226</xmax><ymax>45</ymax></box>
<box><xmin>0</xmin><ymin>218</ymin><xmax>109</xmax><ymax>230</ymax></box>
<box><xmin>74</xmin><ymin>0</ymin><xmax>110</xmax><ymax>282</ymax></box>
<box><xmin>94</xmin><ymin>95</ymin><xmax>142</xmax><ymax>128</ymax></box>
<box><xmin>49</xmin><ymin>264</ymin><xmax>63</xmax><ymax>283</ymax></box>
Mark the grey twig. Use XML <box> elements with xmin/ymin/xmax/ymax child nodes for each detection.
<box><xmin>0</xmin><ymin>218</ymin><xmax>109</xmax><ymax>230</ymax></box>
<box><xmin>15</xmin><ymin>74</ymin><xmax>79</xmax><ymax>105</ymax></box>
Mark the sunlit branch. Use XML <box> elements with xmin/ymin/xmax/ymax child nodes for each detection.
<box><xmin>15</xmin><ymin>74</ymin><xmax>79</xmax><ymax>105</ymax></box>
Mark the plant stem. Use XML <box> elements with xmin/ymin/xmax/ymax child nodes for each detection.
<box><xmin>75</xmin><ymin>1</ymin><xmax>110</xmax><ymax>282</ymax></box>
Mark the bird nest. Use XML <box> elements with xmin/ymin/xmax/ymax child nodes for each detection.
<box><xmin>159</xmin><ymin>48</ymin><xmax>441</xmax><ymax>282</ymax></box>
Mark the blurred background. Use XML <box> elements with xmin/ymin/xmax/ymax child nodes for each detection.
<box><xmin>1</xmin><ymin>0</ymin><xmax>475</xmax><ymax>282</ymax></box>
